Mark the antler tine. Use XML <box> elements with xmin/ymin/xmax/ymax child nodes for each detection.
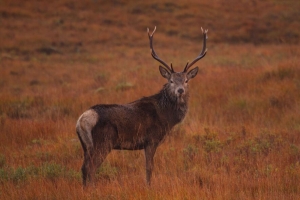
<box><xmin>184</xmin><ymin>27</ymin><xmax>208</xmax><ymax>72</ymax></box>
<box><xmin>170</xmin><ymin>63</ymin><xmax>174</xmax><ymax>72</ymax></box>
<box><xmin>147</xmin><ymin>26</ymin><xmax>174</xmax><ymax>73</ymax></box>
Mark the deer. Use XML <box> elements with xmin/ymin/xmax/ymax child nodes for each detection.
<box><xmin>76</xmin><ymin>26</ymin><xmax>208</xmax><ymax>186</ymax></box>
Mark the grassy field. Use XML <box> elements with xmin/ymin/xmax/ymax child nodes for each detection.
<box><xmin>1</xmin><ymin>0</ymin><xmax>300</xmax><ymax>199</ymax></box>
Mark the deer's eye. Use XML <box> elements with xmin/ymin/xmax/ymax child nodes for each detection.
<box><xmin>185</xmin><ymin>80</ymin><xmax>188</xmax><ymax>83</ymax></box>
<box><xmin>170</xmin><ymin>80</ymin><xmax>174</xmax><ymax>83</ymax></box>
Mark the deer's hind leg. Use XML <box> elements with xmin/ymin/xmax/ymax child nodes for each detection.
<box><xmin>81</xmin><ymin>146</ymin><xmax>111</xmax><ymax>186</ymax></box>
<box><xmin>81</xmin><ymin>123</ymin><xmax>117</xmax><ymax>186</ymax></box>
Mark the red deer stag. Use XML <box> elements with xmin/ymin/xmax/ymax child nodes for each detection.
<box><xmin>76</xmin><ymin>27</ymin><xmax>208</xmax><ymax>186</ymax></box>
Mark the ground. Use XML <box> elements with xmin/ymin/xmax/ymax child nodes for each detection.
<box><xmin>0</xmin><ymin>0</ymin><xmax>300</xmax><ymax>199</ymax></box>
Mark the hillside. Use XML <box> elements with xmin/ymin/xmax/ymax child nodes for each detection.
<box><xmin>0</xmin><ymin>0</ymin><xmax>300</xmax><ymax>199</ymax></box>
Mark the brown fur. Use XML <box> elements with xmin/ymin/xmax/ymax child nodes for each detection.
<box><xmin>76</xmin><ymin>27</ymin><xmax>207</xmax><ymax>186</ymax></box>
<box><xmin>76</xmin><ymin>69</ymin><xmax>199</xmax><ymax>186</ymax></box>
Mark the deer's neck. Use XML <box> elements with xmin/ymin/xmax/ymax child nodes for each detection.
<box><xmin>155</xmin><ymin>86</ymin><xmax>189</xmax><ymax>128</ymax></box>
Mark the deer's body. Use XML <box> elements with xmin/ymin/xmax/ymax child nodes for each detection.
<box><xmin>76</xmin><ymin>27</ymin><xmax>208</xmax><ymax>186</ymax></box>
<box><xmin>78</xmin><ymin>88</ymin><xmax>188</xmax><ymax>149</ymax></box>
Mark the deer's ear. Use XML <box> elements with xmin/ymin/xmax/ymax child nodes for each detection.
<box><xmin>187</xmin><ymin>67</ymin><xmax>198</xmax><ymax>80</ymax></box>
<box><xmin>159</xmin><ymin>66</ymin><xmax>171</xmax><ymax>79</ymax></box>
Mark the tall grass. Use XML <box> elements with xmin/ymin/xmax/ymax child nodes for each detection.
<box><xmin>1</xmin><ymin>0</ymin><xmax>300</xmax><ymax>199</ymax></box>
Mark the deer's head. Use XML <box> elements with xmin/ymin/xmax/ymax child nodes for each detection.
<box><xmin>147</xmin><ymin>27</ymin><xmax>208</xmax><ymax>103</ymax></box>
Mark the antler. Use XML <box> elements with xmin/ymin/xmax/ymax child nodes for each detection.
<box><xmin>183</xmin><ymin>28</ymin><xmax>208</xmax><ymax>72</ymax></box>
<box><xmin>147</xmin><ymin>26</ymin><xmax>174</xmax><ymax>73</ymax></box>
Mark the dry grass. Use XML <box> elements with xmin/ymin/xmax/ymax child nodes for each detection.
<box><xmin>1</xmin><ymin>0</ymin><xmax>300</xmax><ymax>199</ymax></box>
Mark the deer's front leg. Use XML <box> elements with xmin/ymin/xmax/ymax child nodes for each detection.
<box><xmin>144</xmin><ymin>144</ymin><xmax>157</xmax><ymax>185</ymax></box>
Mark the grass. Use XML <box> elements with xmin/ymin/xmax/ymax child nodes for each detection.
<box><xmin>1</xmin><ymin>0</ymin><xmax>300</xmax><ymax>199</ymax></box>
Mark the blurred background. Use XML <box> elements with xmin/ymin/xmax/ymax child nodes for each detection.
<box><xmin>1</xmin><ymin>0</ymin><xmax>300</xmax><ymax>199</ymax></box>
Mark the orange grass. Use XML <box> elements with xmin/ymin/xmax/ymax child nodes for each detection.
<box><xmin>1</xmin><ymin>0</ymin><xmax>300</xmax><ymax>199</ymax></box>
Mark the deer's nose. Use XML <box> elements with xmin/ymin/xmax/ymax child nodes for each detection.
<box><xmin>177</xmin><ymin>88</ymin><xmax>184</xmax><ymax>94</ymax></box>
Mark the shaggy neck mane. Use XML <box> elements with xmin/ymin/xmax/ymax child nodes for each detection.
<box><xmin>152</xmin><ymin>84</ymin><xmax>189</xmax><ymax>127</ymax></box>
<box><xmin>158</xmin><ymin>84</ymin><xmax>189</xmax><ymax>109</ymax></box>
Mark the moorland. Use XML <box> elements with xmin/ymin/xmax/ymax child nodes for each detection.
<box><xmin>0</xmin><ymin>0</ymin><xmax>300</xmax><ymax>199</ymax></box>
